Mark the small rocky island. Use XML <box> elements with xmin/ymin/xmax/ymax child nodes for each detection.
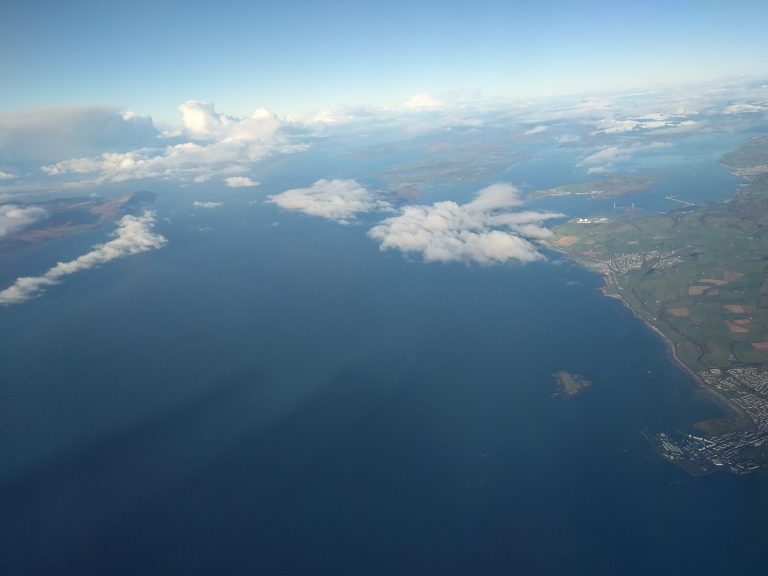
<box><xmin>553</xmin><ymin>371</ymin><xmax>592</xmax><ymax>398</ymax></box>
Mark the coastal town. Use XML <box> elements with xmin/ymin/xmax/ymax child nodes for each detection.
<box><xmin>587</xmin><ymin>249</ymin><xmax>683</xmax><ymax>285</ymax></box>
<box><xmin>651</xmin><ymin>367</ymin><xmax>768</xmax><ymax>475</ymax></box>
<box><xmin>553</xmin><ymin>234</ymin><xmax>768</xmax><ymax>474</ymax></box>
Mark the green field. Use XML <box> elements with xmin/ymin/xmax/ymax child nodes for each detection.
<box><xmin>550</xmin><ymin>137</ymin><xmax>768</xmax><ymax>373</ymax></box>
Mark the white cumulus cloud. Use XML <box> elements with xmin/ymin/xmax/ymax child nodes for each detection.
<box><xmin>224</xmin><ymin>176</ymin><xmax>259</xmax><ymax>188</ymax></box>
<box><xmin>268</xmin><ymin>179</ymin><xmax>390</xmax><ymax>223</ymax></box>
<box><xmin>42</xmin><ymin>139</ymin><xmax>305</xmax><ymax>187</ymax></box>
<box><xmin>368</xmin><ymin>183</ymin><xmax>561</xmax><ymax>265</ymax></box>
<box><xmin>0</xmin><ymin>211</ymin><xmax>166</xmax><ymax>305</ymax></box>
<box><xmin>36</xmin><ymin>102</ymin><xmax>306</xmax><ymax>189</ymax></box>
<box><xmin>0</xmin><ymin>171</ymin><xmax>15</xmax><ymax>180</ymax></box>
<box><xmin>176</xmin><ymin>101</ymin><xmax>284</xmax><ymax>141</ymax></box>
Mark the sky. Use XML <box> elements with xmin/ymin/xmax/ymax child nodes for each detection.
<box><xmin>2</xmin><ymin>0</ymin><xmax>767</xmax><ymax>122</ymax></box>
<box><xmin>1</xmin><ymin>0</ymin><xmax>767</xmax><ymax>301</ymax></box>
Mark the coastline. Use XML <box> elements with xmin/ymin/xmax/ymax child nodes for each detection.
<box><xmin>545</xmin><ymin>243</ymin><xmax>751</xmax><ymax>427</ymax></box>
<box><xmin>596</xmin><ymin>270</ymin><xmax>751</xmax><ymax>425</ymax></box>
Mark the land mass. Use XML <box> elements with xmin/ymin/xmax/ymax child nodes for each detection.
<box><xmin>380</xmin><ymin>148</ymin><xmax>524</xmax><ymax>197</ymax></box>
<box><xmin>553</xmin><ymin>371</ymin><xmax>592</xmax><ymax>398</ymax></box>
<box><xmin>547</xmin><ymin>136</ymin><xmax>768</xmax><ymax>475</ymax></box>
<box><xmin>0</xmin><ymin>191</ymin><xmax>155</xmax><ymax>252</ymax></box>
<box><xmin>348</xmin><ymin>131</ymin><xmax>528</xmax><ymax>200</ymax></box>
<box><xmin>530</xmin><ymin>174</ymin><xmax>661</xmax><ymax>200</ymax></box>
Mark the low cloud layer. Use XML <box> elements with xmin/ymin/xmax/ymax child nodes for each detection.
<box><xmin>591</xmin><ymin>114</ymin><xmax>696</xmax><ymax>134</ymax></box>
<box><xmin>368</xmin><ymin>183</ymin><xmax>561</xmax><ymax>264</ymax></box>
<box><xmin>722</xmin><ymin>103</ymin><xmax>767</xmax><ymax>115</ymax></box>
<box><xmin>42</xmin><ymin>137</ymin><xmax>305</xmax><ymax>188</ymax></box>
<box><xmin>268</xmin><ymin>179</ymin><xmax>390</xmax><ymax>223</ymax></box>
<box><xmin>192</xmin><ymin>201</ymin><xmax>223</xmax><ymax>209</ymax></box>
<box><xmin>28</xmin><ymin>101</ymin><xmax>306</xmax><ymax>190</ymax></box>
<box><xmin>523</xmin><ymin>125</ymin><xmax>547</xmax><ymax>135</ymax></box>
<box><xmin>578</xmin><ymin>141</ymin><xmax>672</xmax><ymax>173</ymax></box>
<box><xmin>0</xmin><ymin>204</ymin><xmax>49</xmax><ymax>236</ymax></box>
<box><xmin>0</xmin><ymin>106</ymin><xmax>158</xmax><ymax>168</ymax></box>
<box><xmin>0</xmin><ymin>211</ymin><xmax>166</xmax><ymax>305</ymax></box>
<box><xmin>402</xmin><ymin>93</ymin><xmax>442</xmax><ymax>110</ymax></box>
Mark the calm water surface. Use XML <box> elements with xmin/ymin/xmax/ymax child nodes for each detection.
<box><xmin>2</xmin><ymin>142</ymin><xmax>767</xmax><ymax>575</ymax></box>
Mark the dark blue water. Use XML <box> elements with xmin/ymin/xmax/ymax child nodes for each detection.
<box><xmin>2</xmin><ymin>138</ymin><xmax>767</xmax><ymax>575</ymax></box>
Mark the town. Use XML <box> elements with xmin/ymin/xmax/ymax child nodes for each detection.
<box><xmin>651</xmin><ymin>367</ymin><xmax>768</xmax><ymax>475</ymax></box>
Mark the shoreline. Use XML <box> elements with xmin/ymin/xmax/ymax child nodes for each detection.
<box><xmin>545</xmin><ymin>244</ymin><xmax>751</xmax><ymax>426</ymax></box>
<box><xmin>543</xmin><ymin>154</ymin><xmax>763</xmax><ymax>428</ymax></box>
<box><xmin>596</xmin><ymin>271</ymin><xmax>751</xmax><ymax>425</ymax></box>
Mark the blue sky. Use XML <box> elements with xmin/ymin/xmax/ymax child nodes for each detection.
<box><xmin>2</xmin><ymin>0</ymin><xmax>767</xmax><ymax>121</ymax></box>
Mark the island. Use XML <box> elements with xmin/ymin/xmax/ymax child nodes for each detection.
<box><xmin>553</xmin><ymin>371</ymin><xmax>592</xmax><ymax>398</ymax></box>
<box><xmin>354</xmin><ymin>134</ymin><xmax>525</xmax><ymax>200</ymax></box>
<box><xmin>379</xmin><ymin>146</ymin><xmax>523</xmax><ymax>196</ymax></box>
<box><xmin>529</xmin><ymin>174</ymin><xmax>661</xmax><ymax>200</ymax></box>
<box><xmin>0</xmin><ymin>191</ymin><xmax>156</xmax><ymax>252</ymax></box>
<box><xmin>546</xmin><ymin>136</ymin><xmax>768</xmax><ymax>475</ymax></box>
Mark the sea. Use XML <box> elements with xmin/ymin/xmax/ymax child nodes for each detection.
<box><xmin>2</xmin><ymin>131</ymin><xmax>767</xmax><ymax>575</ymax></box>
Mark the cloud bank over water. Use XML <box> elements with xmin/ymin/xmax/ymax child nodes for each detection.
<box><xmin>0</xmin><ymin>102</ymin><xmax>304</xmax><ymax>193</ymax></box>
<box><xmin>268</xmin><ymin>179</ymin><xmax>391</xmax><ymax>223</ymax></box>
<box><xmin>368</xmin><ymin>183</ymin><xmax>561</xmax><ymax>264</ymax></box>
<box><xmin>0</xmin><ymin>211</ymin><xmax>166</xmax><ymax>305</ymax></box>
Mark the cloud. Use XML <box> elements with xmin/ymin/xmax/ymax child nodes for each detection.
<box><xmin>268</xmin><ymin>179</ymin><xmax>390</xmax><ymax>223</ymax></box>
<box><xmin>224</xmin><ymin>176</ymin><xmax>259</xmax><ymax>188</ymax></box>
<box><xmin>0</xmin><ymin>211</ymin><xmax>166</xmax><ymax>305</ymax></box>
<box><xmin>32</xmin><ymin>102</ymin><xmax>306</xmax><ymax>189</ymax></box>
<box><xmin>0</xmin><ymin>106</ymin><xmax>158</xmax><ymax>168</ymax></box>
<box><xmin>192</xmin><ymin>201</ymin><xmax>223</xmax><ymax>209</ymax></box>
<box><xmin>0</xmin><ymin>171</ymin><xmax>15</xmax><ymax>180</ymax></box>
<box><xmin>308</xmin><ymin>109</ymin><xmax>356</xmax><ymax>125</ymax></box>
<box><xmin>368</xmin><ymin>183</ymin><xmax>561</xmax><ymax>264</ymax></box>
<box><xmin>0</xmin><ymin>204</ymin><xmax>49</xmax><ymax>236</ymax></box>
<box><xmin>722</xmin><ymin>103</ymin><xmax>767</xmax><ymax>115</ymax></box>
<box><xmin>42</xmin><ymin>138</ymin><xmax>306</xmax><ymax>187</ymax></box>
<box><xmin>580</xmin><ymin>146</ymin><xmax>633</xmax><ymax>166</ymax></box>
<box><xmin>175</xmin><ymin>101</ymin><xmax>283</xmax><ymax>141</ymax></box>
<box><xmin>402</xmin><ymin>93</ymin><xmax>442</xmax><ymax>110</ymax></box>
<box><xmin>578</xmin><ymin>141</ymin><xmax>672</xmax><ymax>173</ymax></box>
<box><xmin>591</xmin><ymin>113</ymin><xmax>691</xmax><ymax>134</ymax></box>
<box><xmin>523</xmin><ymin>125</ymin><xmax>547</xmax><ymax>135</ymax></box>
